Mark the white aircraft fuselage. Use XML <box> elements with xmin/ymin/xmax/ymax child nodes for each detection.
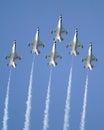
<box><xmin>9</xmin><ymin>41</ymin><xmax>16</xmax><ymax>68</ymax></box>
<box><xmin>71</xmin><ymin>29</ymin><xmax>79</xmax><ymax>56</ymax></box>
<box><xmin>49</xmin><ymin>43</ymin><xmax>57</xmax><ymax>67</ymax></box>
<box><xmin>86</xmin><ymin>44</ymin><xmax>93</xmax><ymax>70</ymax></box>
<box><xmin>33</xmin><ymin>27</ymin><xmax>40</xmax><ymax>55</ymax></box>
<box><xmin>55</xmin><ymin>16</ymin><xmax>63</xmax><ymax>42</ymax></box>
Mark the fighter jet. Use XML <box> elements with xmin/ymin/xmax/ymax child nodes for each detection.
<box><xmin>82</xmin><ymin>43</ymin><xmax>97</xmax><ymax>70</ymax></box>
<box><xmin>45</xmin><ymin>41</ymin><xmax>62</xmax><ymax>67</ymax></box>
<box><xmin>66</xmin><ymin>28</ymin><xmax>83</xmax><ymax>56</ymax></box>
<box><xmin>51</xmin><ymin>14</ymin><xmax>68</xmax><ymax>42</ymax></box>
<box><xmin>5</xmin><ymin>40</ymin><xmax>21</xmax><ymax>68</ymax></box>
<box><xmin>28</xmin><ymin>27</ymin><xmax>44</xmax><ymax>55</ymax></box>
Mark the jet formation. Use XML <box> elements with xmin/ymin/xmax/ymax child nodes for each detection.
<box><xmin>5</xmin><ymin>14</ymin><xmax>97</xmax><ymax>70</ymax></box>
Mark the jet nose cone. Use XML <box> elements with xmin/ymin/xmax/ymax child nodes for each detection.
<box><xmin>89</xmin><ymin>42</ymin><xmax>92</xmax><ymax>46</ymax></box>
<box><xmin>75</xmin><ymin>28</ymin><xmax>78</xmax><ymax>32</ymax></box>
<box><xmin>53</xmin><ymin>41</ymin><xmax>56</xmax><ymax>47</ymax></box>
<box><xmin>53</xmin><ymin>40</ymin><xmax>56</xmax><ymax>44</ymax></box>
<box><xmin>13</xmin><ymin>40</ymin><xmax>16</xmax><ymax>44</ymax></box>
<box><xmin>59</xmin><ymin>14</ymin><xmax>62</xmax><ymax>18</ymax></box>
<box><xmin>37</xmin><ymin>27</ymin><xmax>39</xmax><ymax>31</ymax></box>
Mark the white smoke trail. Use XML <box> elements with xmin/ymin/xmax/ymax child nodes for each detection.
<box><xmin>23</xmin><ymin>57</ymin><xmax>35</xmax><ymax>130</ymax></box>
<box><xmin>63</xmin><ymin>66</ymin><xmax>73</xmax><ymax>130</ymax></box>
<box><xmin>2</xmin><ymin>69</ymin><xmax>11</xmax><ymax>130</ymax></box>
<box><xmin>43</xmin><ymin>68</ymin><xmax>52</xmax><ymax>130</ymax></box>
<box><xmin>80</xmin><ymin>74</ymin><xmax>88</xmax><ymax>130</ymax></box>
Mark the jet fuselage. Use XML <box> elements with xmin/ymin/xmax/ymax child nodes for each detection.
<box><xmin>9</xmin><ymin>41</ymin><xmax>17</xmax><ymax>68</ymax></box>
<box><xmin>50</xmin><ymin>43</ymin><xmax>56</xmax><ymax>67</ymax></box>
<box><xmin>86</xmin><ymin>44</ymin><xmax>93</xmax><ymax>70</ymax></box>
<box><xmin>33</xmin><ymin>27</ymin><xmax>40</xmax><ymax>55</ymax></box>
<box><xmin>72</xmin><ymin>29</ymin><xmax>78</xmax><ymax>56</ymax></box>
<box><xmin>55</xmin><ymin>15</ymin><xmax>63</xmax><ymax>42</ymax></box>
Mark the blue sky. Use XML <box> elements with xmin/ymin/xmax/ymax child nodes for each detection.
<box><xmin>0</xmin><ymin>0</ymin><xmax>104</xmax><ymax>130</ymax></box>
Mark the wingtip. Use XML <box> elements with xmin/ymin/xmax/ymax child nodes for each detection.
<box><xmin>5</xmin><ymin>56</ymin><xmax>7</xmax><ymax>59</ymax></box>
<box><xmin>28</xmin><ymin>43</ymin><xmax>30</xmax><ymax>46</ymax></box>
<box><xmin>45</xmin><ymin>56</ymin><xmax>47</xmax><ymax>59</ymax></box>
<box><xmin>66</xmin><ymin>44</ymin><xmax>69</xmax><ymax>48</ymax></box>
<box><xmin>82</xmin><ymin>45</ymin><xmax>84</xmax><ymax>48</ymax></box>
<box><xmin>51</xmin><ymin>30</ymin><xmax>53</xmax><ymax>34</ymax></box>
<box><xmin>82</xmin><ymin>59</ymin><xmax>84</xmax><ymax>62</ymax></box>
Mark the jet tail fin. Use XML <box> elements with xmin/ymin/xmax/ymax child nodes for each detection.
<box><xmin>31</xmin><ymin>49</ymin><xmax>40</xmax><ymax>55</ymax></box>
<box><xmin>84</xmin><ymin>64</ymin><xmax>93</xmax><ymax>70</ymax></box>
<box><xmin>7</xmin><ymin>62</ymin><xmax>16</xmax><ymax>68</ymax></box>
<box><xmin>48</xmin><ymin>61</ymin><xmax>57</xmax><ymax>67</ymax></box>
<box><xmin>70</xmin><ymin>50</ymin><xmax>79</xmax><ymax>56</ymax></box>
<box><xmin>54</xmin><ymin>35</ymin><xmax>63</xmax><ymax>42</ymax></box>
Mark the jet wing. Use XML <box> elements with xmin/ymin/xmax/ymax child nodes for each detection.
<box><xmin>45</xmin><ymin>52</ymin><xmax>52</xmax><ymax>59</ymax></box>
<box><xmin>38</xmin><ymin>40</ymin><xmax>45</xmax><ymax>47</ymax></box>
<box><xmin>28</xmin><ymin>41</ymin><xmax>34</xmax><ymax>46</ymax></box>
<box><xmin>15</xmin><ymin>53</ymin><xmax>21</xmax><ymax>60</ymax></box>
<box><xmin>55</xmin><ymin>52</ymin><xmax>62</xmax><ymax>59</ymax></box>
<box><xmin>5</xmin><ymin>54</ymin><xmax>11</xmax><ymax>59</ymax></box>
<box><xmin>82</xmin><ymin>56</ymin><xmax>88</xmax><ymax>62</ymax></box>
<box><xmin>61</xmin><ymin>27</ymin><xmax>68</xmax><ymax>34</ymax></box>
<box><xmin>91</xmin><ymin>54</ymin><xmax>97</xmax><ymax>61</ymax></box>
<box><xmin>51</xmin><ymin>28</ymin><xmax>57</xmax><ymax>34</ymax></box>
<box><xmin>66</xmin><ymin>42</ymin><xmax>73</xmax><ymax>48</ymax></box>
<box><xmin>77</xmin><ymin>41</ymin><xmax>83</xmax><ymax>48</ymax></box>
